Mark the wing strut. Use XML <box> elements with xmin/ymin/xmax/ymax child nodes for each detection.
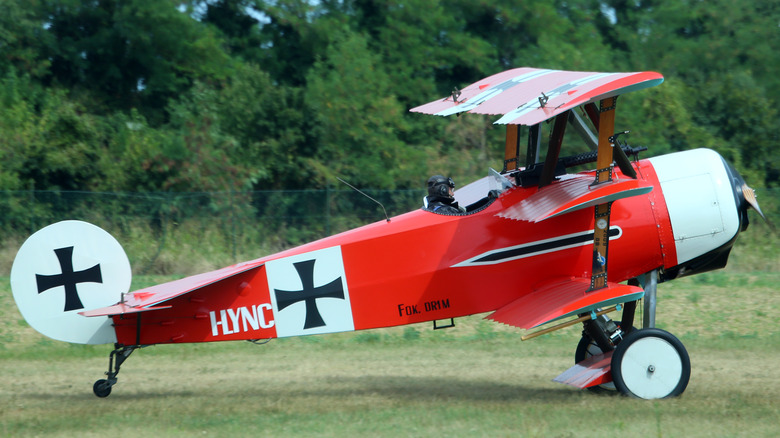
<box><xmin>526</xmin><ymin>124</ymin><xmax>542</xmax><ymax>168</ymax></box>
<box><xmin>503</xmin><ymin>123</ymin><xmax>543</xmax><ymax>173</ymax></box>
<box><xmin>503</xmin><ymin>124</ymin><xmax>521</xmax><ymax>172</ymax></box>
<box><xmin>589</xmin><ymin>97</ymin><xmax>618</xmax><ymax>291</ymax></box>
<box><xmin>538</xmin><ymin>112</ymin><xmax>569</xmax><ymax>188</ymax></box>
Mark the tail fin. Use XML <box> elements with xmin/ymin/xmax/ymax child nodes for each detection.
<box><xmin>10</xmin><ymin>221</ymin><xmax>131</xmax><ymax>344</ymax></box>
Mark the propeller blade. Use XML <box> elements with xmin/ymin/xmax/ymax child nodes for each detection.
<box><xmin>742</xmin><ymin>185</ymin><xmax>765</xmax><ymax>220</ymax></box>
<box><xmin>742</xmin><ymin>184</ymin><xmax>775</xmax><ymax>230</ymax></box>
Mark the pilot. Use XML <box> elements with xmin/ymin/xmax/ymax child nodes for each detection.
<box><xmin>425</xmin><ymin>175</ymin><xmax>465</xmax><ymax>214</ymax></box>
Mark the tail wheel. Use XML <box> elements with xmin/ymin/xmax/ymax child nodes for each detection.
<box><xmin>611</xmin><ymin>328</ymin><xmax>690</xmax><ymax>399</ymax></box>
<box><xmin>93</xmin><ymin>379</ymin><xmax>112</xmax><ymax>398</ymax></box>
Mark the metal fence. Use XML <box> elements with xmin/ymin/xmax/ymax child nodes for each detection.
<box><xmin>1</xmin><ymin>187</ymin><xmax>777</xmax><ymax>275</ymax></box>
<box><xmin>0</xmin><ymin>188</ymin><xmax>426</xmax><ymax>275</ymax></box>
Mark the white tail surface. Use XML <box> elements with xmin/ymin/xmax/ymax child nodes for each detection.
<box><xmin>10</xmin><ymin>221</ymin><xmax>132</xmax><ymax>344</ymax></box>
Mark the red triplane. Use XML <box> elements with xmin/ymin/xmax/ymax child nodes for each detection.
<box><xmin>11</xmin><ymin>68</ymin><xmax>766</xmax><ymax>399</ymax></box>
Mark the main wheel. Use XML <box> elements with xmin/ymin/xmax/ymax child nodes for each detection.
<box><xmin>611</xmin><ymin>328</ymin><xmax>690</xmax><ymax>399</ymax></box>
<box><xmin>93</xmin><ymin>379</ymin><xmax>112</xmax><ymax>398</ymax></box>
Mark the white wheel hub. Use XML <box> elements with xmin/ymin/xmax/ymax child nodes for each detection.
<box><xmin>615</xmin><ymin>336</ymin><xmax>684</xmax><ymax>399</ymax></box>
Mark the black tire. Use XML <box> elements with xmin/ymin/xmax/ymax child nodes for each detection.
<box><xmin>93</xmin><ymin>379</ymin><xmax>112</xmax><ymax>398</ymax></box>
<box><xmin>611</xmin><ymin>328</ymin><xmax>690</xmax><ymax>399</ymax></box>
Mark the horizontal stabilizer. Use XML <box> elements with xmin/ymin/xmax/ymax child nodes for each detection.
<box><xmin>486</xmin><ymin>278</ymin><xmax>643</xmax><ymax>329</ymax></box>
<box><xmin>79</xmin><ymin>303</ymin><xmax>172</xmax><ymax>317</ymax></box>
<box><xmin>553</xmin><ymin>351</ymin><xmax>613</xmax><ymax>388</ymax></box>
<box><xmin>80</xmin><ymin>261</ymin><xmax>264</xmax><ymax>317</ymax></box>
<box><xmin>497</xmin><ymin>177</ymin><xmax>653</xmax><ymax>223</ymax></box>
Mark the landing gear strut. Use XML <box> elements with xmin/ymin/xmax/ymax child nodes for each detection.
<box><xmin>573</xmin><ymin>270</ymin><xmax>691</xmax><ymax>399</ymax></box>
<box><xmin>575</xmin><ymin>313</ymin><xmax>633</xmax><ymax>393</ymax></box>
<box><xmin>93</xmin><ymin>344</ymin><xmax>138</xmax><ymax>398</ymax></box>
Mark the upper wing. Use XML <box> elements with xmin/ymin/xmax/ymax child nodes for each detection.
<box><xmin>80</xmin><ymin>260</ymin><xmax>264</xmax><ymax>317</ymax></box>
<box><xmin>410</xmin><ymin>68</ymin><xmax>663</xmax><ymax>126</ymax></box>
<box><xmin>486</xmin><ymin>277</ymin><xmax>644</xmax><ymax>329</ymax></box>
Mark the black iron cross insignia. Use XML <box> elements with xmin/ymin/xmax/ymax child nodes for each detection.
<box><xmin>273</xmin><ymin>259</ymin><xmax>345</xmax><ymax>329</ymax></box>
<box><xmin>36</xmin><ymin>246</ymin><xmax>103</xmax><ymax>312</ymax></box>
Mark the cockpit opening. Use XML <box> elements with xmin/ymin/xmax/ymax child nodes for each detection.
<box><xmin>423</xmin><ymin>169</ymin><xmax>513</xmax><ymax>215</ymax></box>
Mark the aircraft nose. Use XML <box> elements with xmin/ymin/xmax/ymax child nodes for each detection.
<box><xmin>722</xmin><ymin>159</ymin><xmax>768</xmax><ymax>232</ymax></box>
<box><xmin>645</xmin><ymin>149</ymin><xmax>768</xmax><ymax>277</ymax></box>
<box><xmin>648</xmin><ymin>149</ymin><xmax>747</xmax><ymax>272</ymax></box>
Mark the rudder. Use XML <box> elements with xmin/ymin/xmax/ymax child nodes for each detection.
<box><xmin>10</xmin><ymin>221</ymin><xmax>132</xmax><ymax>344</ymax></box>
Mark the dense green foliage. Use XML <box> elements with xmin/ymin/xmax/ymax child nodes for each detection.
<box><xmin>1</xmin><ymin>0</ymin><xmax>778</xmax><ymax>196</ymax></box>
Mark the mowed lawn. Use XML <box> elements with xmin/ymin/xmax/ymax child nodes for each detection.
<box><xmin>2</xmin><ymin>272</ymin><xmax>779</xmax><ymax>437</ymax></box>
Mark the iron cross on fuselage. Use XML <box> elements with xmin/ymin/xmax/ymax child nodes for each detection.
<box><xmin>273</xmin><ymin>259</ymin><xmax>345</xmax><ymax>330</ymax></box>
<box><xmin>36</xmin><ymin>246</ymin><xmax>103</xmax><ymax>312</ymax></box>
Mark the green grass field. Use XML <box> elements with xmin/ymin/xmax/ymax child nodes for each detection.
<box><xmin>2</xmin><ymin>268</ymin><xmax>779</xmax><ymax>437</ymax></box>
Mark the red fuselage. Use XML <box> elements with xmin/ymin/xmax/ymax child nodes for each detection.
<box><xmin>115</xmin><ymin>151</ymin><xmax>743</xmax><ymax>346</ymax></box>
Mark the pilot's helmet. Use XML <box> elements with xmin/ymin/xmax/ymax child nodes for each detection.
<box><xmin>427</xmin><ymin>175</ymin><xmax>455</xmax><ymax>199</ymax></box>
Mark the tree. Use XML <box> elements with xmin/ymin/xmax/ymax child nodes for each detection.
<box><xmin>211</xmin><ymin>63</ymin><xmax>309</xmax><ymax>190</ymax></box>
<box><xmin>255</xmin><ymin>0</ymin><xmax>330</xmax><ymax>86</ymax></box>
<box><xmin>0</xmin><ymin>0</ymin><xmax>53</xmax><ymax>79</ymax></box>
<box><xmin>621</xmin><ymin>0</ymin><xmax>779</xmax><ymax>185</ymax></box>
<box><xmin>305</xmin><ymin>28</ymin><xmax>425</xmax><ymax>188</ymax></box>
<box><xmin>200</xmin><ymin>0</ymin><xmax>266</xmax><ymax>61</ymax></box>
<box><xmin>565</xmin><ymin>0</ymin><xmax>779</xmax><ymax>186</ymax></box>
<box><xmin>40</xmin><ymin>0</ymin><xmax>231</xmax><ymax>122</ymax></box>
<box><xmin>100</xmin><ymin>85</ymin><xmax>249</xmax><ymax>193</ymax></box>
<box><xmin>0</xmin><ymin>70</ymin><xmax>107</xmax><ymax>191</ymax></box>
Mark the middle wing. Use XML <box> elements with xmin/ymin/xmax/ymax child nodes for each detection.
<box><xmin>497</xmin><ymin>175</ymin><xmax>653</xmax><ymax>223</ymax></box>
<box><xmin>487</xmin><ymin>277</ymin><xmax>644</xmax><ymax>329</ymax></box>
